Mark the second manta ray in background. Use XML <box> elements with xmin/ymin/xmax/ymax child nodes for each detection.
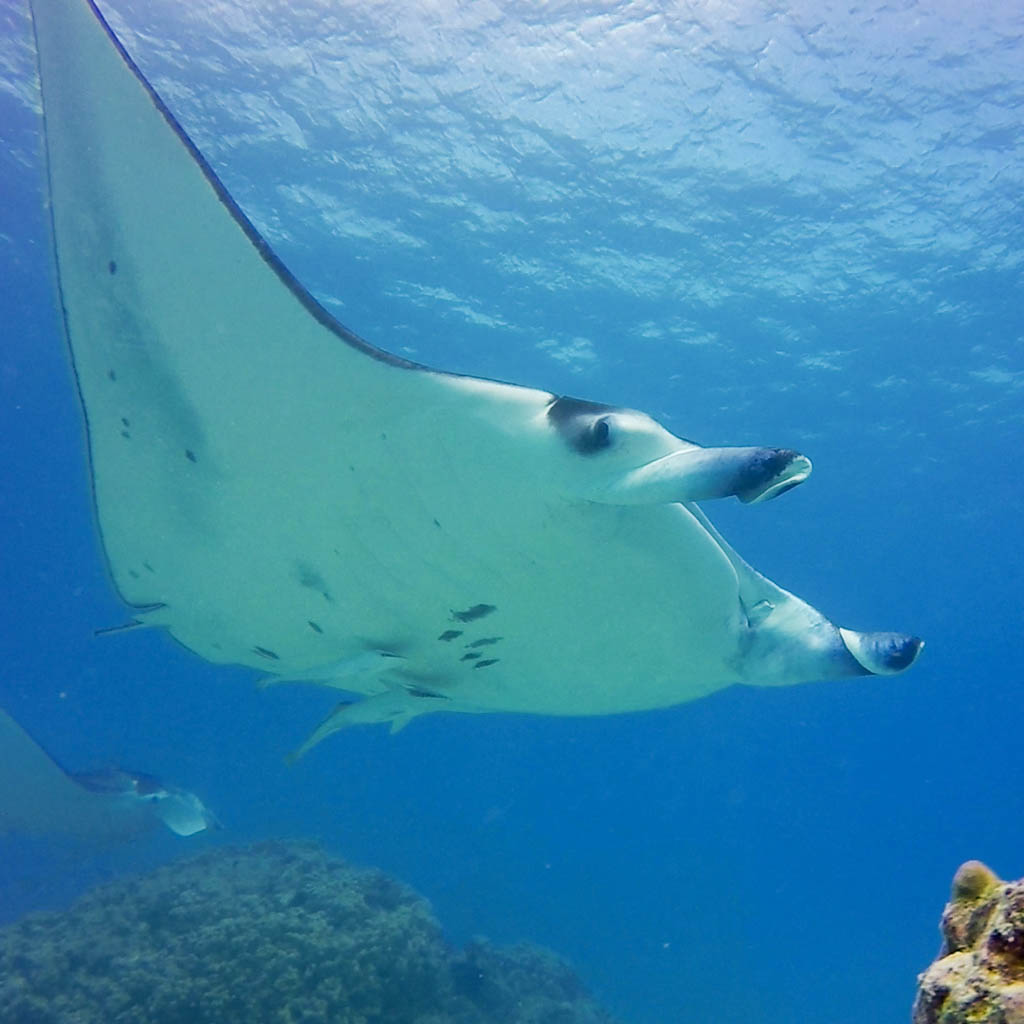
<box><xmin>0</xmin><ymin>708</ymin><xmax>217</xmax><ymax>841</ymax></box>
<box><xmin>29</xmin><ymin>0</ymin><xmax>922</xmax><ymax>758</ymax></box>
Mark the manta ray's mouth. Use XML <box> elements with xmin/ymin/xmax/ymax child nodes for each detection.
<box><xmin>738</xmin><ymin>452</ymin><xmax>813</xmax><ymax>504</ymax></box>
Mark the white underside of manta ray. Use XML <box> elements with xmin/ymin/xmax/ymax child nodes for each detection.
<box><xmin>29</xmin><ymin>0</ymin><xmax>922</xmax><ymax>758</ymax></box>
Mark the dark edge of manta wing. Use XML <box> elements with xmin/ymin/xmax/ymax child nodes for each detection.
<box><xmin>29</xmin><ymin>0</ymin><xmax>132</xmax><ymax>612</ymax></box>
<box><xmin>30</xmin><ymin>0</ymin><xmax>428</xmax><ymax>372</ymax></box>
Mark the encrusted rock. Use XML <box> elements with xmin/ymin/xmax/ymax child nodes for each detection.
<box><xmin>913</xmin><ymin>861</ymin><xmax>1024</xmax><ymax>1024</ymax></box>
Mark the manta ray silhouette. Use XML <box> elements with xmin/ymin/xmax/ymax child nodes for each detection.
<box><xmin>0</xmin><ymin>708</ymin><xmax>216</xmax><ymax>840</ymax></box>
<box><xmin>28</xmin><ymin>0</ymin><xmax>922</xmax><ymax>757</ymax></box>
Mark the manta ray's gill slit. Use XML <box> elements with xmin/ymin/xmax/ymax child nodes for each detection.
<box><xmin>466</xmin><ymin>637</ymin><xmax>502</xmax><ymax>648</ymax></box>
<box><xmin>308</xmin><ymin>620</ymin><xmax>323</xmax><ymax>634</ymax></box>
<box><xmin>253</xmin><ymin>646</ymin><xmax>280</xmax><ymax>660</ymax></box>
<box><xmin>409</xmin><ymin>690</ymin><xmax>449</xmax><ymax>702</ymax></box>
<box><xmin>107</xmin><ymin>369</ymin><xmax>116</xmax><ymax>381</ymax></box>
<box><xmin>438</xmin><ymin>630</ymin><xmax>462</xmax><ymax>642</ymax></box>
<box><xmin>185</xmin><ymin>449</ymin><xmax>197</xmax><ymax>463</ymax></box>
<box><xmin>461</xmin><ymin>652</ymin><xmax>481</xmax><ymax>661</ymax></box>
<box><xmin>108</xmin><ymin>259</ymin><xmax>117</xmax><ymax>274</ymax></box>
<box><xmin>474</xmin><ymin>659</ymin><xmax>499</xmax><ymax>669</ymax></box>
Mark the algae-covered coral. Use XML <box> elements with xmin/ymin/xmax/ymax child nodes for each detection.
<box><xmin>913</xmin><ymin>860</ymin><xmax>1024</xmax><ymax>1024</ymax></box>
<box><xmin>0</xmin><ymin>841</ymin><xmax>619</xmax><ymax>1024</ymax></box>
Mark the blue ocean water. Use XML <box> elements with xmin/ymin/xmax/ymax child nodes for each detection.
<box><xmin>1</xmin><ymin>0</ymin><xmax>1022</xmax><ymax>1020</ymax></box>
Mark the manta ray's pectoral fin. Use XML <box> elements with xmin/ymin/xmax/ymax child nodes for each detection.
<box><xmin>257</xmin><ymin>650</ymin><xmax>405</xmax><ymax>691</ymax></box>
<box><xmin>285</xmin><ymin>687</ymin><xmax>450</xmax><ymax>762</ymax></box>
<box><xmin>592</xmin><ymin>446</ymin><xmax>812</xmax><ymax>506</ymax></box>
<box><xmin>687</xmin><ymin>502</ymin><xmax>923</xmax><ymax>682</ymax></box>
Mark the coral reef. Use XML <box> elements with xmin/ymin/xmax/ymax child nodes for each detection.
<box><xmin>0</xmin><ymin>841</ymin><xmax>619</xmax><ymax>1024</ymax></box>
<box><xmin>913</xmin><ymin>860</ymin><xmax>1024</xmax><ymax>1024</ymax></box>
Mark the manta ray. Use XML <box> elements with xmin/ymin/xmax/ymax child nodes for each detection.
<box><xmin>0</xmin><ymin>707</ymin><xmax>216</xmax><ymax>840</ymax></box>
<box><xmin>29</xmin><ymin>0</ymin><xmax>922</xmax><ymax>757</ymax></box>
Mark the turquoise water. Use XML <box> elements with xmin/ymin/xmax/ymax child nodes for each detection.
<box><xmin>1</xmin><ymin>0</ymin><xmax>1023</xmax><ymax>1020</ymax></box>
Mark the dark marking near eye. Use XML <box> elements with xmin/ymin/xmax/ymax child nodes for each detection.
<box><xmin>451</xmin><ymin>603</ymin><xmax>497</xmax><ymax>623</ymax></box>
<box><xmin>474</xmin><ymin>659</ymin><xmax>499</xmax><ymax>669</ymax></box>
<box><xmin>546</xmin><ymin>395</ymin><xmax>619</xmax><ymax>455</ymax></box>
<box><xmin>107</xmin><ymin>369</ymin><xmax>117</xmax><ymax>381</ymax></box>
<box><xmin>438</xmin><ymin>630</ymin><xmax>462</xmax><ymax>642</ymax></box>
<box><xmin>461</xmin><ymin>652</ymin><xmax>482</xmax><ymax>661</ymax></box>
<box><xmin>466</xmin><ymin>637</ymin><xmax>502</xmax><ymax>648</ymax></box>
<box><xmin>547</xmin><ymin>395</ymin><xmax>615</xmax><ymax>424</ymax></box>
<box><xmin>108</xmin><ymin>260</ymin><xmax>117</xmax><ymax>275</ymax></box>
<box><xmin>308</xmin><ymin>620</ymin><xmax>323</xmax><ymax>634</ymax></box>
<box><xmin>253</xmin><ymin>646</ymin><xmax>280</xmax><ymax>660</ymax></box>
<box><xmin>185</xmin><ymin>449</ymin><xmax>197</xmax><ymax>463</ymax></box>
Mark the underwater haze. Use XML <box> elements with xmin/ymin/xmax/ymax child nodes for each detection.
<box><xmin>1</xmin><ymin>0</ymin><xmax>1022</xmax><ymax>1020</ymax></box>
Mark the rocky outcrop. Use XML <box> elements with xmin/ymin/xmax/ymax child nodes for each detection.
<box><xmin>913</xmin><ymin>860</ymin><xmax>1024</xmax><ymax>1024</ymax></box>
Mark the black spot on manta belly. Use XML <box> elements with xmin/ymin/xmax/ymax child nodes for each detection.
<box><xmin>185</xmin><ymin>449</ymin><xmax>197</xmax><ymax>463</ymax></box>
<box><xmin>108</xmin><ymin>260</ymin><xmax>117</xmax><ymax>275</ymax></box>
<box><xmin>107</xmin><ymin>369</ymin><xmax>117</xmax><ymax>381</ymax></box>
<box><xmin>295</xmin><ymin>562</ymin><xmax>333</xmax><ymax>603</ymax></box>
<box><xmin>451</xmin><ymin>604</ymin><xmax>497</xmax><ymax>623</ymax></box>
